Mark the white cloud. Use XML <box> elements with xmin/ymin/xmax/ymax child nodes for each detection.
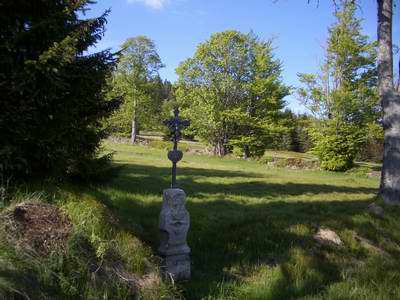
<box><xmin>127</xmin><ymin>0</ymin><xmax>169</xmax><ymax>10</ymax></box>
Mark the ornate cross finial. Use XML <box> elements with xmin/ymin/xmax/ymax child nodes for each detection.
<box><xmin>163</xmin><ymin>108</ymin><xmax>190</xmax><ymax>188</ymax></box>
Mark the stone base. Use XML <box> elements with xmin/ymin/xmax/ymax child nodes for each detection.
<box><xmin>159</xmin><ymin>188</ymin><xmax>191</xmax><ymax>282</ymax></box>
<box><xmin>161</xmin><ymin>254</ymin><xmax>191</xmax><ymax>281</ymax></box>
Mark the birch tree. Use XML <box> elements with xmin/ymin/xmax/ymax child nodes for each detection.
<box><xmin>111</xmin><ymin>36</ymin><xmax>164</xmax><ymax>143</ymax></box>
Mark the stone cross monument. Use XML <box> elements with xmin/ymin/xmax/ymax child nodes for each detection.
<box><xmin>159</xmin><ymin>108</ymin><xmax>191</xmax><ymax>281</ymax></box>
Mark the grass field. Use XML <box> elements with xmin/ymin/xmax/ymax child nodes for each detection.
<box><xmin>83</xmin><ymin>140</ymin><xmax>400</xmax><ymax>299</ymax></box>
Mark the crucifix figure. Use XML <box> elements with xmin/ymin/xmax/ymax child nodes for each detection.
<box><xmin>163</xmin><ymin>108</ymin><xmax>190</xmax><ymax>188</ymax></box>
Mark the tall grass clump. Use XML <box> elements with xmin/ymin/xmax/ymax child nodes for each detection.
<box><xmin>0</xmin><ymin>189</ymin><xmax>177</xmax><ymax>299</ymax></box>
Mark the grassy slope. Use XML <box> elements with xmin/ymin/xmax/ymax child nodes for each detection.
<box><xmin>0</xmin><ymin>190</ymin><xmax>175</xmax><ymax>299</ymax></box>
<box><xmin>96</xmin><ymin>140</ymin><xmax>400</xmax><ymax>299</ymax></box>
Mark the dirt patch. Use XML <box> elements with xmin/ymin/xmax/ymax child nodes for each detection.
<box><xmin>3</xmin><ymin>202</ymin><xmax>73</xmax><ymax>255</ymax></box>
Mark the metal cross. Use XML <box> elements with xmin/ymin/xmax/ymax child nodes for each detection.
<box><xmin>163</xmin><ymin>108</ymin><xmax>190</xmax><ymax>188</ymax></box>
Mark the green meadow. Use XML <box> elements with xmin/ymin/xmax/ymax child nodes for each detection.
<box><xmin>82</xmin><ymin>140</ymin><xmax>400</xmax><ymax>299</ymax></box>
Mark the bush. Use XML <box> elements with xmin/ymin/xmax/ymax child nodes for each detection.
<box><xmin>357</xmin><ymin>122</ymin><xmax>384</xmax><ymax>162</ymax></box>
<box><xmin>270</xmin><ymin>111</ymin><xmax>314</xmax><ymax>153</ymax></box>
<box><xmin>229</xmin><ymin>135</ymin><xmax>267</xmax><ymax>158</ymax></box>
<box><xmin>292</xmin><ymin>117</ymin><xmax>314</xmax><ymax>153</ymax></box>
<box><xmin>310</xmin><ymin>122</ymin><xmax>365</xmax><ymax>171</ymax></box>
<box><xmin>66</xmin><ymin>152</ymin><xmax>119</xmax><ymax>183</ymax></box>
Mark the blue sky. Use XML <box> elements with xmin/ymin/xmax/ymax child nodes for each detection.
<box><xmin>85</xmin><ymin>0</ymin><xmax>397</xmax><ymax>113</ymax></box>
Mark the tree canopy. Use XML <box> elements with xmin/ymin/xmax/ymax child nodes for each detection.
<box><xmin>176</xmin><ymin>30</ymin><xmax>289</xmax><ymax>157</ymax></box>
<box><xmin>297</xmin><ymin>0</ymin><xmax>378</xmax><ymax>170</ymax></box>
<box><xmin>107</xmin><ymin>36</ymin><xmax>164</xmax><ymax>143</ymax></box>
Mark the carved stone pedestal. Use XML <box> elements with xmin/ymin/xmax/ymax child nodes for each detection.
<box><xmin>159</xmin><ymin>188</ymin><xmax>190</xmax><ymax>281</ymax></box>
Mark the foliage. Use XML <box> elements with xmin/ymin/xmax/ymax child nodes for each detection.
<box><xmin>65</xmin><ymin>152</ymin><xmax>120</xmax><ymax>183</ymax></box>
<box><xmin>0</xmin><ymin>0</ymin><xmax>119</xmax><ymax>181</ymax></box>
<box><xmin>107</xmin><ymin>36</ymin><xmax>165</xmax><ymax>141</ymax></box>
<box><xmin>270</xmin><ymin>110</ymin><xmax>315</xmax><ymax>152</ymax></box>
<box><xmin>310</xmin><ymin>121</ymin><xmax>365</xmax><ymax>171</ymax></box>
<box><xmin>358</xmin><ymin>122</ymin><xmax>384</xmax><ymax>162</ymax></box>
<box><xmin>297</xmin><ymin>1</ymin><xmax>378</xmax><ymax>122</ymax></box>
<box><xmin>297</xmin><ymin>0</ymin><xmax>378</xmax><ymax>171</ymax></box>
<box><xmin>292</xmin><ymin>114</ymin><xmax>315</xmax><ymax>153</ymax></box>
<box><xmin>176</xmin><ymin>30</ymin><xmax>289</xmax><ymax>157</ymax></box>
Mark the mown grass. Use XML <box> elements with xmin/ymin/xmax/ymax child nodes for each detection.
<box><xmin>91</xmin><ymin>140</ymin><xmax>400</xmax><ymax>299</ymax></box>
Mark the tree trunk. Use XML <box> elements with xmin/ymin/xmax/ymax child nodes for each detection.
<box><xmin>243</xmin><ymin>145</ymin><xmax>250</xmax><ymax>159</ymax></box>
<box><xmin>214</xmin><ymin>139</ymin><xmax>226</xmax><ymax>156</ymax></box>
<box><xmin>131</xmin><ymin>116</ymin><xmax>138</xmax><ymax>144</ymax></box>
<box><xmin>131</xmin><ymin>96</ymin><xmax>138</xmax><ymax>144</ymax></box>
<box><xmin>378</xmin><ymin>0</ymin><xmax>400</xmax><ymax>204</ymax></box>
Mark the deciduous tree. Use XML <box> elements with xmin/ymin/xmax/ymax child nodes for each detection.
<box><xmin>176</xmin><ymin>30</ymin><xmax>289</xmax><ymax>157</ymax></box>
<box><xmin>297</xmin><ymin>0</ymin><xmax>378</xmax><ymax>170</ymax></box>
<box><xmin>377</xmin><ymin>0</ymin><xmax>400</xmax><ymax>204</ymax></box>
<box><xmin>109</xmin><ymin>36</ymin><xmax>164</xmax><ymax>143</ymax></box>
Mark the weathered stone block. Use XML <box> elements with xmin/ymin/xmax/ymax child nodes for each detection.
<box><xmin>159</xmin><ymin>188</ymin><xmax>190</xmax><ymax>281</ymax></box>
<box><xmin>162</xmin><ymin>254</ymin><xmax>191</xmax><ymax>281</ymax></box>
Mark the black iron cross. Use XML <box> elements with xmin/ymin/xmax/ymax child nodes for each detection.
<box><xmin>164</xmin><ymin>108</ymin><xmax>190</xmax><ymax>150</ymax></box>
<box><xmin>163</xmin><ymin>108</ymin><xmax>190</xmax><ymax>188</ymax></box>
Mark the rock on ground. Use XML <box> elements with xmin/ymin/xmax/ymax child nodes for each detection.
<box><xmin>313</xmin><ymin>228</ymin><xmax>342</xmax><ymax>246</ymax></box>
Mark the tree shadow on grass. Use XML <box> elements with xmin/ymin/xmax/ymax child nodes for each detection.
<box><xmin>181</xmin><ymin>199</ymin><xmax>374</xmax><ymax>299</ymax></box>
<box><xmin>86</xmin><ymin>163</ymin><xmax>378</xmax><ymax>299</ymax></box>
<box><xmin>107</xmin><ymin>164</ymin><xmax>377</xmax><ymax>198</ymax></box>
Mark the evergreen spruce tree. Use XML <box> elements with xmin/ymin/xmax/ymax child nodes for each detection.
<box><xmin>0</xmin><ymin>0</ymin><xmax>119</xmax><ymax>180</ymax></box>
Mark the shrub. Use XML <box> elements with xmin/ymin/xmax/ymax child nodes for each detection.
<box><xmin>66</xmin><ymin>152</ymin><xmax>119</xmax><ymax>183</ymax></box>
<box><xmin>310</xmin><ymin>122</ymin><xmax>365</xmax><ymax>171</ymax></box>
<box><xmin>229</xmin><ymin>135</ymin><xmax>267</xmax><ymax>158</ymax></box>
<box><xmin>292</xmin><ymin>117</ymin><xmax>314</xmax><ymax>153</ymax></box>
<box><xmin>357</xmin><ymin>122</ymin><xmax>384</xmax><ymax>162</ymax></box>
<box><xmin>232</xmin><ymin>146</ymin><xmax>245</xmax><ymax>158</ymax></box>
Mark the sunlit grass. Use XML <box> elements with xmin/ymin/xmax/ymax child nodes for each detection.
<box><xmin>90</xmin><ymin>140</ymin><xmax>400</xmax><ymax>299</ymax></box>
